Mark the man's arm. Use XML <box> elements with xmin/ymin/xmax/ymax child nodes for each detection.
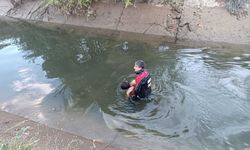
<box><xmin>130</xmin><ymin>79</ymin><xmax>136</xmax><ymax>86</ymax></box>
<box><xmin>126</xmin><ymin>86</ymin><xmax>135</xmax><ymax>97</ymax></box>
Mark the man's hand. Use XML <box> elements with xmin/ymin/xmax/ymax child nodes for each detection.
<box><xmin>126</xmin><ymin>86</ymin><xmax>135</xmax><ymax>97</ymax></box>
<box><xmin>130</xmin><ymin>80</ymin><xmax>136</xmax><ymax>86</ymax></box>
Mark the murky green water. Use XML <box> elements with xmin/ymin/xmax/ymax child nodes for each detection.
<box><xmin>1</xmin><ymin>22</ymin><xmax>250</xmax><ymax>150</ymax></box>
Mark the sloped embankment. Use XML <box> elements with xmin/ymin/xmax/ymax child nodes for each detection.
<box><xmin>1</xmin><ymin>0</ymin><xmax>250</xmax><ymax>45</ymax></box>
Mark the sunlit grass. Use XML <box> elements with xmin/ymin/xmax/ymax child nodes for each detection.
<box><xmin>0</xmin><ymin>127</ymin><xmax>38</xmax><ymax>150</ymax></box>
<box><xmin>46</xmin><ymin>0</ymin><xmax>93</xmax><ymax>15</ymax></box>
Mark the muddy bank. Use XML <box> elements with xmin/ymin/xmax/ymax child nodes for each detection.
<box><xmin>0</xmin><ymin>0</ymin><xmax>250</xmax><ymax>45</ymax></box>
<box><xmin>0</xmin><ymin>111</ymin><xmax>120</xmax><ymax>150</ymax></box>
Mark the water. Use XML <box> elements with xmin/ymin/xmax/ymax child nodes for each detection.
<box><xmin>0</xmin><ymin>22</ymin><xmax>250</xmax><ymax>150</ymax></box>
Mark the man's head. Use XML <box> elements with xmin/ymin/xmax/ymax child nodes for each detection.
<box><xmin>120</xmin><ymin>80</ymin><xmax>130</xmax><ymax>90</ymax></box>
<box><xmin>134</xmin><ymin>60</ymin><xmax>145</xmax><ymax>72</ymax></box>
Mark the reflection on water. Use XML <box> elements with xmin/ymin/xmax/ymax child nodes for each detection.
<box><xmin>0</xmin><ymin>22</ymin><xmax>250</xmax><ymax>150</ymax></box>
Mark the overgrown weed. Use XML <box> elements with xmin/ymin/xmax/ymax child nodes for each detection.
<box><xmin>0</xmin><ymin>127</ymin><xmax>38</xmax><ymax>150</ymax></box>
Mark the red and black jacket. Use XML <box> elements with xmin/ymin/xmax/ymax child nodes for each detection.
<box><xmin>131</xmin><ymin>69</ymin><xmax>151</xmax><ymax>99</ymax></box>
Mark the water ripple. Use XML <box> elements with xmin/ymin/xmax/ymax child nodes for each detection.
<box><xmin>107</xmin><ymin>66</ymin><xmax>190</xmax><ymax>138</ymax></box>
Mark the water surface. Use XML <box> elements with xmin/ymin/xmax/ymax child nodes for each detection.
<box><xmin>0</xmin><ymin>22</ymin><xmax>250</xmax><ymax>150</ymax></box>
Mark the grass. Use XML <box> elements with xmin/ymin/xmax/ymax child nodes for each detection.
<box><xmin>45</xmin><ymin>0</ymin><xmax>250</xmax><ymax>18</ymax></box>
<box><xmin>123</xmin><ymin>0</ymin><xmax>133</xmax><ymax>8</ymax></box>
<box><xmin>46</xmin><ymin>0</ymin><xmax>135</xmax><ymax>15</ymax></box>
<box><xmin>0</xmin><ymin>127</ymin><xmax>38</xmax><ymax>150</ymax></box>
<box><xmin>1</xmin><ymin>142</ymin><xmax>32</xmax><ymax>150</ymax></box>
<box><xmin>46</xmin><ymin>0</ymin><xmax>93</xmax><ymax>16</ymax></box>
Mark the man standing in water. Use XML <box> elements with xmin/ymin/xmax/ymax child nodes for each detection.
<box><xmin>126</xmin><ymin>60</ymin><xmax>152</xmax><ymax>101</ymax></box>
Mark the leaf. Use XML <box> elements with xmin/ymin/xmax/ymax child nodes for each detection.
<box><xmin>124</xmin><ymin>0</ymin><xmax>132</xmax><ymax>8</ymax></box>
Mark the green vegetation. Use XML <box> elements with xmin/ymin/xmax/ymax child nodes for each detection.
<box><xmin>0</xmin><ymin>127</ymin><xmax>37</xmax><ymax>150</ymax></box>
<box><xmin>46</xmin><ymin>0</ymin><xmax>135</xmax><ymax>14</ymax></box>
<box><xmin>45</xmin><ymin>0</ymin><xmax>249</xmax><ymax>17</ymax></box>
<box><xmin>46</xmin><ymin>0</ymin><xmax>93</xmax><ymax>15</ymax></box>
<box><xmin>1</xmin><ymin>142</ymin><xmax>31</xmax><ymax>150</ymax></box>
<box><xmin>123</xmin><ymin>0</ymin><xmax>133</xmax><ymax>8</ymax></box>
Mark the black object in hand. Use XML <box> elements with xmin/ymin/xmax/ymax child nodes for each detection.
<box><xmin>120</xmin><ymin>81</ymin><xmax>130</xmax><ymax>90</ymax></box>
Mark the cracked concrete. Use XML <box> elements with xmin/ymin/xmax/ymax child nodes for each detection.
<box><xmin>1</xmin><ymin>0</ymin><xmax>178</xmax><ymax>43</ymax></box>
<box><xmin>1</xmin><ymin>0</ymin><xmax>249</xmax><ymax>45</ymax></box>
<box><xmin>115</xmin><ymin>6</ymin><xmax>125</xmax><ymax>30</ymax></box>
<box><xmin>178</xmin><ymin>1</ymin><xmax>250</xmax><ymax>45</ymax></box>
<box><xmin>0</xmin><ymin>0</ymin><xmax>12</xmax><ymax>16</ymax></box>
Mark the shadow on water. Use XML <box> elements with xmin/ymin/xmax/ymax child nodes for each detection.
<box><xmin>1</xmin><ymin>21</ymin><xmax>250</xmax><ymax>150</ymax></box>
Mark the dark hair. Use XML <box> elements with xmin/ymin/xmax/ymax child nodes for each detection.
<box><xmin>135</xmin><ymin>60</ymin><xmax>145</xmax><ymax>69</ymax></box>
<box><xmin>120</xmin><ymin>81</ymin><xmax>130</xmax><ymax>90</ymax></box>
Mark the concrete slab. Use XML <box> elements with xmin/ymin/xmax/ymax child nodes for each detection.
<box><xmin>0</xmin><ymin>0</ymin><xmax>12</xmax><ymax>16</ymax></box>
<box><xmin>178</xmin><ymin>3</ymin><xmax>250</xmax><ymax>44</ymax></box>
<box><xmin>118</xmin><ymin>4</ymin><xmax>173</xmax><ymax>36</ymax></box>
<box><xmin>1</xmin><ymin>0</ymin><xmax>250</xmax><ymax>45</ymax></box>
<box><xmin>0</xmin><ymin>111</ymin><xmax>120</xmax><ymax>150</ymax></box>
<box><xmin>45</xmin><ymin>3</ymin><xmax>125</xmax><ymax>30</ymax></box>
